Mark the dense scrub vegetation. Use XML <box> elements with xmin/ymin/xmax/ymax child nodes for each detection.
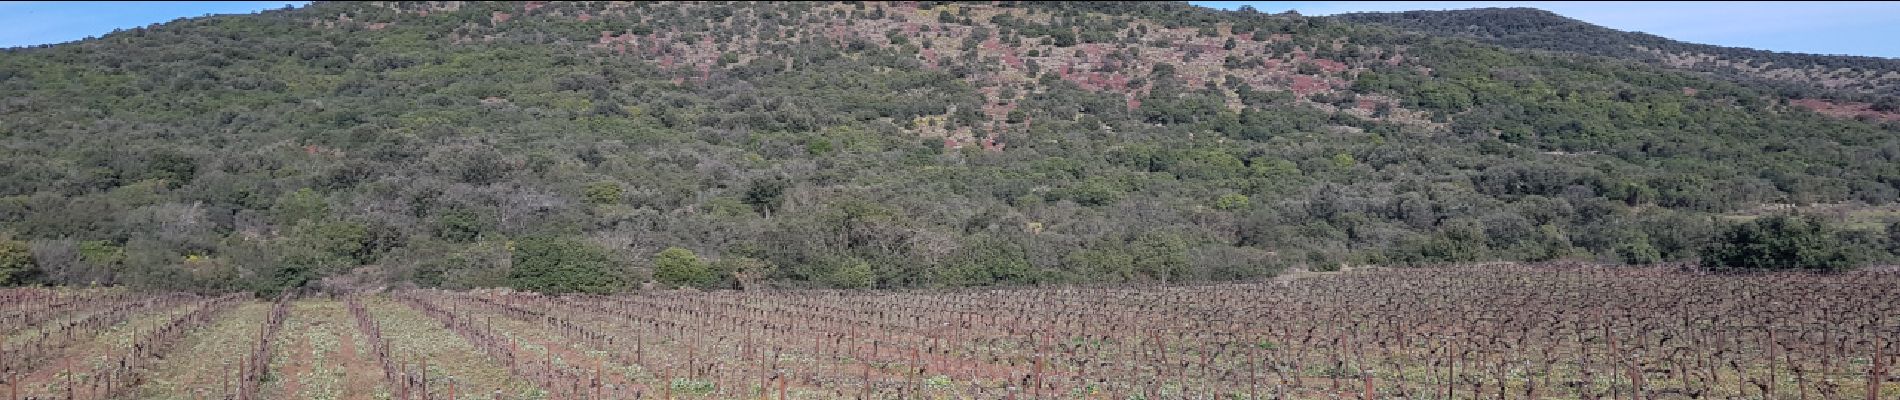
<box><xmin>0</xmin><ymin>1</ymin><xmax>1897</xmax><ymax>294</ymax></box>
<box><xmin>1335</xmin><ymin>7</ymin><xmax>1900</xmax><ymax>101</ymax></box>
<box><xmin>1700</xmin><ymin>214</ymin><xmax>1874</xmax><ymax>271</ymax></box>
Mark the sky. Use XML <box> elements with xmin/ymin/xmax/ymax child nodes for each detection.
<box><xmin>0</xmin><ymin>1</ymin><xmax>307</xmax><ymax>48</ymax></box>
<box><xmin>1194</xmin><ymin>2</ymin><xmax>1900</xmax><ymax>58</ymax></box>
<box><xmin>0</xmin><ymin>1</ymin><xmax>1895</xmax><ymax>58</ymax></box>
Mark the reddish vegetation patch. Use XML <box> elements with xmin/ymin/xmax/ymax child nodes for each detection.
<box><xmin>1311</xmin><ymin>59</ymin><xmax>1348</xmax><ymax>74</ymax></box>
<box><xmin>1001</xmin><ymin>53</ymin><xmax>1022</xmax><ymax>68</ymax></box>
<box><xmin>539</xmin><ymin>2</ymin><xmax>1430</xmax><ymax>147</ymax></box>
<box><xmin>1291</xmin><ymin>75</ymin><xmax>1326</xmax><ymax>96</ymax></box>
<box><xmin>1063</xmin><ymin>71</ymin><xmax>1131</xmax><ymax>92</ymax></box>
<box><xmin>980</xmin><ymin>96</ymin><xmax>1016</xmax><ymax>122</ymax></box>
<box><xmin>980</xmin><ymin>37</ymin><xmax>1003</xmax><ymax>52</ymax></box>
<box><xmin>1356</xmin><ymin>98</ymin><xmax>1379</xmax><ymax>110</ymax></box>
<box><xmin>1790</xmin><ymin>98</ymin><xmax>1900</xmax><ymax>122</ymax></box>
<box><xmin>980</xmin><ymin>136</ymin><xmax>1004</xmax><ymax>151</ymax></box>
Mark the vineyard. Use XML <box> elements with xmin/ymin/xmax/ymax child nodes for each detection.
<box><xmin>1</xmin><ymin>265</ymin><xmax>1896</xmax><ymax>399</ymax></box>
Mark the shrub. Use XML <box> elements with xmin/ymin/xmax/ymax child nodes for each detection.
<box><xmin>712</xmin><ymin>256</ymin><xmax>773</xmax><ymax>289</ymax></box>
<box><xmin>1613</xmin><ymin>237</ymin><xmax>1662</xmax><ymax>264</ymax></box>
<box><xmin>583</xmin><ymin>182</ymin><xmax>623</xmax><ymax>205</ymax></box>
<box><xmin>670</xmin><ymin>378</ymin><xmax>715</xmax><ymax>395</ymax></box>
<box><xmin>272</xmin><ymin>188</ymin><xmax>329</xmax><ymax>225</ymax></box>
<box><xmin>1186</xmin><ymin>245</ymin><xmax>1280</xmax><ymax>280</ymax></box>
<box><xmin>825</xmin><ymin>258</ymin><xmax>875</xmax><ymax>289</ymax></box>
<box><xmin>433</xmin><ymin>210</ymin><xmax>487</xmax><ymax>242</ymax></box>
<box><xmin>0</xmin><ymin>239</ymin><xmax>36</xmax><ymax>285</ymax></box>
<box><xmin>509</xmin><ymin>236</ymin><xmax>625</xmax><ymax>294</ymax></box>
<box><xmin>1214</xmin><ymin>193</ymin><xmax>1250</xmax><ymax>210</ymax></box>
<box><xmin>934</xmin><ymin>235</ymin><xmax>1040</xmax><ymax>286</ymax></box>
<box><xmin>1700</xmin><ymin>215</ymin><xmax>1863</xmax><ymax>271</ymax></box>
<box><xmin>1887</xmin><ymin>221</ymin><xmax>1900</xmax><ymax>255</ymax></box>
<box><xmin>652</xmin><ymin>247</ymin><xmax>716</xmax><ymax>289</ymax></box>
<box><xmin>1872</xmin><ymin>97</ymin><xmax>1900</xmax><ymax>112</ymax></box>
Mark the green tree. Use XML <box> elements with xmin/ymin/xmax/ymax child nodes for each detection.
<box><xmin>1887</xmin><ymin>221</ymin><xmax>1900</xmax><ymax>255</ymax></box>
<box><xmin>1214</xmin><ymin>193</ymin><xmax>1251</xmax><ymax>210</ymax></box>
<box><xmin>1612</xmin><ymin>233</ymin><xmax>1663</xmax><ymax>264</ymax></box>
<box><xmin>825</xmin><ymin>258</ymin><xmax>875</xmax><ymax>289</ymax></box>
<box><xmin>1129</xmin><ymin>232</ymin><xmax>1191</xmax><ymax>282</ymax></box>
<box><xmin>1701</xmin><ymin>215</ymin><xmax>1863</xmax><ymax>271</ymax></box>
<box><xmin>1871</xmin><ymin>97</ymin><xmax>1900</xmax><ymax>112</ymax></box>
<box><xmin>583</xmin><ymin>182</ymin><xmax>624</xmax><ymax>205</ymax></box>
<box><xmin>1060</xmin><ymin>178</ymin><xmax>1124</xmax><ymax>207</ymax></box>
<box><xmin>0</xmin><ymin>239</ymin><xmax>35</xmax><ymax>285</ymax></box>
<box><xmin>273</xmin><ymin>188</ymin><xmax>329</xmax><ymax>225</ymax></box>
<box><xmin>1390</xmin><ymin>219</ymin><xmax>1490</xmax><ymax>264</ymax></box>
<box><xmin>509</xmin><ymin>236</ymin><xmax>625</xmax><ymax>294</ymax></box>
<box><xmin>712</xmin><ymin>256</ymin><xmax>773</xmax><ymax>289</ymax></box>
<box><xmin>286</xmin><ymin>220</ymin><xmax>403</xmax><ymax>266</ymax></box>
<box><xmin>934</xmin><ymin>235</ymin><xmax>1039</xmax><ymax>286</ymax></box>
<box><xmin>433</xmin><ymin>210</ymin><xmax>487</xmax><ymax>243</ymax></box>
<box><xmin>1330</xmin><ymin>153</ymin><xmax>1357</xmax><ymax>169</ymax></box>
<box><xmin>78</xmin><ymin>240</ymin><xmax>126</xmax><ymax>266</ymax></box>
<box><xmin>805</xmin><ymin>136</ymin><xmax>835</xmax><ymax>155</ymax></box>
<box><xmin>652</xmin><ymin>247</ymin><xmax>716</xmax><ymax>289</ymax></box>
<box><xmin>1050</xmin><ymin>31</ymin><xmax>1077</xmax><ymax>47</ymax></box>
<box><xmin>743</xmin><ymin>177</ymin><xmax>789</xmax><ymax>218</ymax></box>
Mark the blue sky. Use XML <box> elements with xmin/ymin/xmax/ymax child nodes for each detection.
<box><xmin>0</xmin><ymin>1</ymin><xmax>307</xmax><ymax>48</ymax></box>
<box><xmin>1</xmin><ymin>1</ymin><xmax>1895</xmax><ymax>58</ymax></box>
<box><xmin>1195</xmin><ymin>2</ymin><xmax>1900</xmax><ymax>58</ymax></box>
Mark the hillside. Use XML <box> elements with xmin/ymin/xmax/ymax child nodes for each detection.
<box><xmin>1</xmin><ymin>1</ymin><xmax>1898</xmax><ymax>293</ymax></box>
<box><xmin>1335</xmin><ymin>7</ymin><xmax>1900</xmax><ymax>118</ymax></box>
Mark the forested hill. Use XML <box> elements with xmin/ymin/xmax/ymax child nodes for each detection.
<box><xmin>1</xmin><ymin>1</ymin><xmax>1897</xmax><ymax>294</ymax></box>
<box><xmin>1334</xmin><ymin>7</ymin><xmax>1900</xmax><ymax>107</ymax></box>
